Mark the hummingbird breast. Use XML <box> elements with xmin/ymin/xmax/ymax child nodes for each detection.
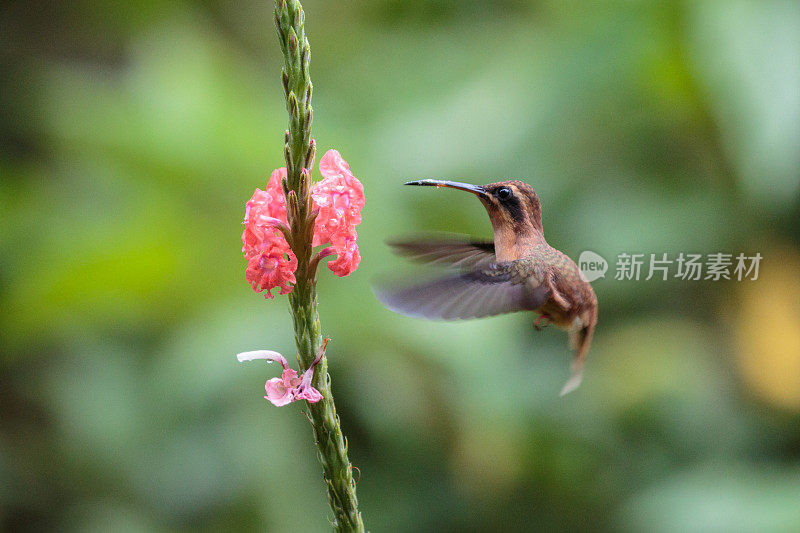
<box><xmin>520</xmin><ymin>244</ymin><xmax>597</xmax><ymax>328</ymax></box>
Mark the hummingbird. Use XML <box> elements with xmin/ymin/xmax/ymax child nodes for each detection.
<box><xmin>375</xmin><ymin>179</ymin><xmax>598</xmax><ymax>395</ymax></box>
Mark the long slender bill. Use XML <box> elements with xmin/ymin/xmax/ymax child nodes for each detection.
<box><xmin>405</xmin><ymin>180</ymin><xmax>488</xmax><ymax>198</ymax></box>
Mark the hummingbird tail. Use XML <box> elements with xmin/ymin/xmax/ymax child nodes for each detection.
<box><xmin>560</xmin><ymin>316</ymin><xmax>595</xmax><ymax>396</ymax></box>
<box><xmin>559</xmin><ymin>363</ymin><xmax>584</xmax><ymax>396</ymax></box>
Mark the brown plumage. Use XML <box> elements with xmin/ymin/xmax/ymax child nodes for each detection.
<box><xmin>375</xmin><ymin>179</ymin><xmax>598</xmax><ymax>395</ymax></box>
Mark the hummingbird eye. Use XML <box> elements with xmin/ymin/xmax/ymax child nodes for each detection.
<box><xmin>496</xmin><ymin>187</ymin><xmax>512</xmax><ymax>200</ymax></box>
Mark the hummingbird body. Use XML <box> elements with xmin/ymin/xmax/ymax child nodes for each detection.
<box><xmin>377</xmin><ymin>179</ymin><xmax>597</xmax><ymax>395</ymax></box>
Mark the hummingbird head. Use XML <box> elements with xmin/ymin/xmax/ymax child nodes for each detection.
<box><xmin>405</xmin><ymin>179</ymin><xmax>543</xmax><ymax>236</ymax></box>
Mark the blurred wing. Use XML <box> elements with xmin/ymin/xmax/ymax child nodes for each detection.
<box><xmin>388</xmin><ymin>236</ymin><xmax>495</xmax><ymax>269</ymax></box>
<box><xmin>374</xmin><ymin>261</ymin><xmax>549</xmax><ymax>320</ymax></box>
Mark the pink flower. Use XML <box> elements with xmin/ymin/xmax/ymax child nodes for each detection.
<box><xmin>264</xmin><ymin>367</ymin><xmax>323</xmax><ymax>406</ymax></box>
<box><xmin>242</xmin><ymin>149</ymin><xmax>364</xmax><ymax>296</ymax></box>
<box><xmin>237</xmin><ymin>339</ymin><xmax>329</xmax><ymax>406</ymax></box>
<box><xmin>311</xmin><ymin>150</ymin><xmax>365</xmax><ymax>277</ymax></box>
<box><xmin>242</xmin><ymin>168</ymin><xmax>297</xmax><ymax>298</ymax></box>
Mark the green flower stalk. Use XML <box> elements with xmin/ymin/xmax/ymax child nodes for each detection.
<box><xmin>238</xmin><ymin>0</ymin><xmax>365</xmax><ymax>531</ymax></box>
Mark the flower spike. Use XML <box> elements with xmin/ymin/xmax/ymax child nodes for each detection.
<box><xmin>242</xmin><ymin>150</ymin><xmax>364</xmax><ymax>296</ymax></box>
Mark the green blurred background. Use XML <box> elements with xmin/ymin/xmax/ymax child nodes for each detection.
<box><xmin>2</xmin><ymin>1</ymin><xmax>800</xmax><ymax>531</ymax></box>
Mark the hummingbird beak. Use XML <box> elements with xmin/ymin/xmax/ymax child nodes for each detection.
<box><xmin>405</xmin><ymin>179</ymin><xmax>488</xmax><ymax>198</ymax></box>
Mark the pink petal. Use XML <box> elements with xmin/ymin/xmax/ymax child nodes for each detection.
<box><xmin>281</xmin><ymin>368</ymin><xmax>301</xmax><ymax>386</ymax></box>
<box><xmin>264</xmin><ymin>377</ymin><xmax>294</xmax><ymax>406</ymax></box>
<box><xmin>319</xmin><ymin>149</ymin><xmax>350</xmax><ymax>180</ymax></box>
<box><xmin>295</xmin><ymin>386</ymin><xmax>323</xmax><ymax>403</ymax></box>
<box><xmin>327</xmin><ymin>241</ymin><xmax>360</xmax><ymax>277</ymax></box>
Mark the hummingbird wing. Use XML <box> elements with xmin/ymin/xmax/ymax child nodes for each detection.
<box><xmin>374</xmin><ymin>260</ymin><xmax>549</xmax><ymax>320</ymax></box>
<box><xmin>388</xmin><ymin>237</ymin><xmax>495</xmax><ymax>269</ymax></box>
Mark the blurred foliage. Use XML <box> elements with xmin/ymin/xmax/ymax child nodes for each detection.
<box><xmin>2</xmin><ymin>1</ymin><xmax>800</xmax><ymax>531</ymax></box>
